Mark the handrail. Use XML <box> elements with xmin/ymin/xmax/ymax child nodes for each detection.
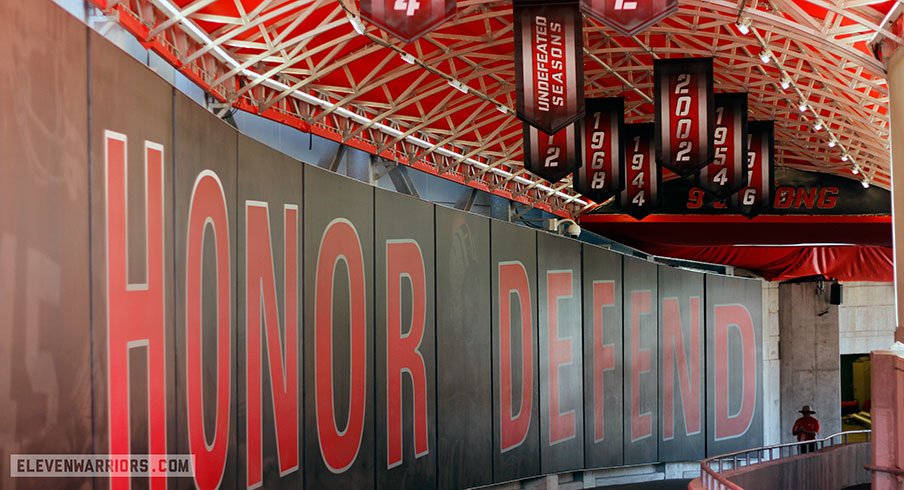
<box><xmin>698</xmin><ymin>430</ymin><xmax>871</xmax><ymax>490</ymax></box>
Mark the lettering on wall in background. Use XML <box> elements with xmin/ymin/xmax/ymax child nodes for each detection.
<box><xmin>581</xmin><ymin>0</ymin><xmax>678</xmax><ymax>36</ymax></box>
<box><xmin>360</xmin><ymin>0</ymin><xmax>457</xmax><ymax>43</ymax></box>
<box><xmin>514</xmin><ymin>0</ymin><xmax>584</xmax><ymax>134</ymax></box>
<box><xmin>654</xmin><ymin>58</ymin><xmax>715</xmax><ymax>177</ymax></box>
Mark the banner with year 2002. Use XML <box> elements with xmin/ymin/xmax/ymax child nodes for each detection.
<box><xmin>514</xmin><ymin>0</ymin><xmax>584</xmax><ymax>134</ymax></box>
<box><xmin>654</xmin><ymin>58</ymin><xmax>714</xmax><ymax>177</ymax></box>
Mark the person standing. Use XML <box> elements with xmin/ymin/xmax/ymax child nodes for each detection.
<box><xmin>792</xmin><ymin>405</ymin><xmax>820</xmax><ymax>454</ymax></box>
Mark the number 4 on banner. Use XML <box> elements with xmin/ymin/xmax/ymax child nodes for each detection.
<box><xmin>361</xmin><ymin>0</ymin><xmax>457</xmax><ymax>43</ymax></box>
<box><xmin>394</xmin><ymin>0</ymin><xmax>420</xmax><ymax>16</ymax></box>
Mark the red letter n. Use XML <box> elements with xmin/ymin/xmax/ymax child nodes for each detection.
<box><xmin>245</xmin><ymin>202</ymin><xmax>299</xmax><ymax>487</ymax></box>
<box><xmin>661</xmin><ymin>296</ymin><xmax>701</xmax><ymax>440</ymax></box>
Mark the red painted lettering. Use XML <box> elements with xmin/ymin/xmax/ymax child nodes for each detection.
<box><xmin>105</xmin><ymin>132</ymin><xmax>167</xmax><ymax>489</ymax></box>
<box><xmin>774</xmin><ymin>187</ymin><xmax>793</xmax><ymax>209</ymax></box>
<box><xmin>714</xmin><ymin>304</ymin><xmax>757</xmax><ymax>440</ymax></box>
<box><xmin>817</xmin><ymin>187</ymin><xmax>838</xmax><ymax>209</ymax></box>
<box><xmin>661</xmin><ymin>297</ymin><xmax>701</xmax><ymax>440</ymax></box>
<box><xmin>630</xmin><ymin>290</ymin><xmax>652</xmax><ymax>442</ymax></box>
<box><xmin>592</xmin><ymin>281</ymin><xmax>616</xmax><ymax>442</ymax></box>
<box><xmin>499</xmin><ymin>261</ymin><xmax>533</xmax><ymax>452</ymax></box>
<box><xmin>385</xmin><ymin>240</ymin><xmax>429</xmax><ymax>468</ymax></box>
<box><xmin>314</xmin><ymin>219</ymin><xmax>367</xmax><ymax>473</ymax></box>
<box><xmin>546</xmin><ymin>270</ymin><xmax>575</xmax><ymax>445</ymax></box>
<box><xmin>245</xmin><ymin>202</ymin><xmax>299</xmax><ymax>487</ymax></box>
<box><xmin>186</xmin><ymin>170</ymin><xmax>232</xmax><ymax>490</ymax></box>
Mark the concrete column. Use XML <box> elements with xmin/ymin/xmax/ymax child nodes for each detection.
<box><xmin>778</xmin><ymin>282</ymin><xmax>841</xmax><ymax>442</ymax></box>
<box><xmin>872</xmin><ymin>26</ymin><xmax>904</xmax><ymax>489</ymax></box>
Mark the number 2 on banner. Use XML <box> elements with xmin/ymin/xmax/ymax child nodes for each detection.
<box><xmin>394</xmin><ymin>0</ymin><xmax>420</xmax><ymax>16</ymax></box>
<box><xmin>614</xmin><ymin>0</ymin><xmax>638</xmax><ymax>10</ymax></box>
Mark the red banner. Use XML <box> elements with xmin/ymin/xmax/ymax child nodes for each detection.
<box><xmin>581</xmin><ymin>0</ymin><xmax>677</xmax><ymax>36</ymax></box>
<box><xmin>654</xmin><ymin>58</ymin><xmax>714</xmax><ymax>177</ymax></box>
<box><xmin>697</xmin><ymin>93</ymin><xmax>748</xmax><ymax>198</ymax></box>
<box><xmin>573</xmin><ymin>98</ymin><xmax>624</xmax><ymax>202</ymax></box>
<box><xmin>360</xmin><ymin>0</ymin><xmax>456</xmax><ymax>43</ymax></box>
<box><xmin>514</xmin><ymin>0</ymin><xmax>584</xmax><ymax>134</ymax></box>
<box><xmin>732</xmin><ymin>121</ymin><xmax>774</xmax><ymax>217</ymax></box>
<box><xmin>619</xmin><ymin>123</ymin><xmax>660</xmax><ymax>220</ymax></box>
<box><xmin>524</xmin><ymin>122</ymin><xmax>581</xmax><ymax>183</ymax></box>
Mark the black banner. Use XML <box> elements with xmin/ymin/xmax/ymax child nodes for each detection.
<box><xmin>436</xmin><ymin>206</ymin><xmax>493</xmax><ymax>490</ymax></box>
<box><xmin>538</xmin><ymin>234</ymin><xmax>584</xmax><ymax>473</ymax></box>
<box><xmin>491</xmin><ymin>221</ymin><xmax>540</xmax><ymax>482</ymax></box>
<box><xmin>581</xmin><ymin>0</ymin><xmax>678</xmax><ymax>36</ymax></box>
<box><xmin>705</xmin><ymin>275</ymin><xmax>763</xmax><ymax>456</ymax></box>
<box><xmin>514</xmin><ymin>0</ymin><xmax>584</xmax><ymax>134</ymax></box>
<box><xmin>619</xmin><ymin>123</ymin><xmax>661</xmax><ymax>220</ymax></box>
<box><xmin>697</xmin><ymin>93</ymin><xmax>748</xmax><ymax>199</ymax></box>
<box><xmin>360</xmin><ymin>0</ymin><xmax>457</xmax><ymax>43</ymax></box>
<box><xmin>654</xmin><ymin>58</ymin><xmax>714</xmax><ymax>177</ymax></box>
<box><xmin>524</xmin><ymin>122</ymin><xmax>581</xmax><ymax>183</ymax></box>
<box><xmin>658</xmin><ymin>267</ymin><xmax>705</xmax><ymax>462</ymax></box>
<box><xmin>303</xmin><ymin>167</ymin><xmax>375</xmax><ymax>489</ymax></box>
<box><xmin>623</xmin><ymin>258</ymin><xmax>659</xmax><ymax>464</ymax></box>
<box><xmin>574</xmin><ymin>98</ymin><xmax>625</xmax><ymax>202</ymax></box>
<box><xmin>733</xmin><ymin>120</ymin><xmax>775</xmax><ymax>217</ymax></box>
<box><xmin>375</xmin><ymin>189</ymin><xmax>437</xmax><ymax>489</ymax></box>
<box><xmin>582</xmin><ymin>245</ymin><xmax>624</xmax><ymax>468</ymax></box>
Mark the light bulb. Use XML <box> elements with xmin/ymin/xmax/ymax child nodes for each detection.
<box><xmin>780</xmin><ymin>75</ymin><xmax>791</xmax><ymax>89</ymax></box>
<box><xmin>736</xmin><ymin>17</ymin><xmax>752</xmax><ymax>35</ymax></box>
<box><xmin>759</xmin><ymin>50</ymin><xmax>771</xmax><ymax>63</ymax></box>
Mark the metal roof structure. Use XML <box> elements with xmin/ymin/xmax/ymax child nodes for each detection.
<box><xmin>90</xmin><ymin>0</ymin><xmax>899</xmax><ymax>219</ymax></box>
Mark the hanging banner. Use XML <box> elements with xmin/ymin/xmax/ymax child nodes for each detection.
<box><xmin>732</xmin><ymin>120</ymin><xmax>775</xmax><ymax>218</ymax></box>
<box><xmin>619</xmin><ymin>123</ymin><xmax>660</xmax><ymax>220</ymax></box>
<box><xmin>514</xmin><ymin>0</ymin><xmax>585</xmax><ymax>135</ymax></box>
<box><xmin>654</xmin><ymin>58</ymin><xmax>714</xmax><ymax>177</ymax></box>
<box><xmin>697</xmin><ymin>93</ymin><xmax>748</xmax><ymax>199</ymax></box>
<box><xmin>581</xmin><ymin>0</ymin><xmax>678</xmax><ymax>36</ymax></box>
<box><xmin>524</xmin><ymin>122</ymin><xmax>581</xmax><ymax>183</ymax></box>
<box><xmin>360</xmin><ymin>0</ymin><xmax>457</xmax><ymax>43</ymax></box>
<box><xmin>574</xmin><ymin>97</ymin><xmax>625</xmax><ymax>202</ymax></box>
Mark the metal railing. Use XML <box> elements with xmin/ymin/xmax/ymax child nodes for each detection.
<box><xmin>698</xmin><ymin>430</ymin><xmax>872</xmax><ymax>490</ymax></box>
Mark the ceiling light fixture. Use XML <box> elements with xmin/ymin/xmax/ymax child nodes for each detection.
<box><xmin>813</xmin><ymin>119</ymin><xmax>823</xmax><ymax>131</ymax></box>
<box><xmin>399</xmin><ymin>52</ymin><xmax>415</xmax><ymax>64</ymax></box>
<box><xmin>347</xmin><ymin>14</ymin><xmax>365</xmax><ymax>35</ymax></box>
<box><xmin>852</xmin><ymin>165</ymin><xmax>860</xmax><ymax>175</ymax></box>
<box><xmin>759</xmin><ymin>50</ymin><xmax>771</xmax><ymax>63</ymax></box>
<box><xmin>861</xmin><ymin>178</ymin><xmax>870</xmax><ymax>188</ymax></box>
<box><xmin>780</xmin><ymin>74</ymin><xmax>791</xmax><ymax>90</ymax></box>
<box><xmin>736</xmin><ymin>17</ymin><xmax>752</xmax><ymax>35</ymax></box>
<box><xmin>448</xmin><ymin>79</ymin><xmax>469</xmax><ymax>94</ymax></box>
<box><xmin>841</xmin><ymin>152</ymin><xmax>849</xmax><ymax>162</ymax></box>
<box><xmin>828</xmin><ymin>137</ymin><xmax>837</xmax><ymax>148</ymax></box>
<box><xmin>798</xmin><ymin>100</ymin><xmax>808</xmax><ymax>112</ymax></box>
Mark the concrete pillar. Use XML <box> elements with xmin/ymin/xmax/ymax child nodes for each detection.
<box><xmin>778</xmin><ymin>282</ymin><xmax>841</xmax><ymax>443</ymax></box>
<box><xmin>872</xmin><ymin>24</ymin><xmax>904</xmax><ymax>489</ymax></box>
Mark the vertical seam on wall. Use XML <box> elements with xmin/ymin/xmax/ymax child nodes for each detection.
<box><xmin>171</xmin><ymin>85</ymin><xmax>180</xmax><ymax>467</ymax></box>
<box><xmin>489</xmin><ymin>220</ymin><xmax>496</xmax><ymax>482</ymax></box>
<box><xmin>535</xmin><ymin>230</ymin><xmax>542</xmax><ymax>475</ymax></box>
<box><xmin>85</xmin><ymin>22</ymin><xmax>98</xmax><ymax>490</ymax></box>
<box><xmin>432</xmin><ymin>205</ymin><xmax>440</xmax><ymax>489</ymax></box>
